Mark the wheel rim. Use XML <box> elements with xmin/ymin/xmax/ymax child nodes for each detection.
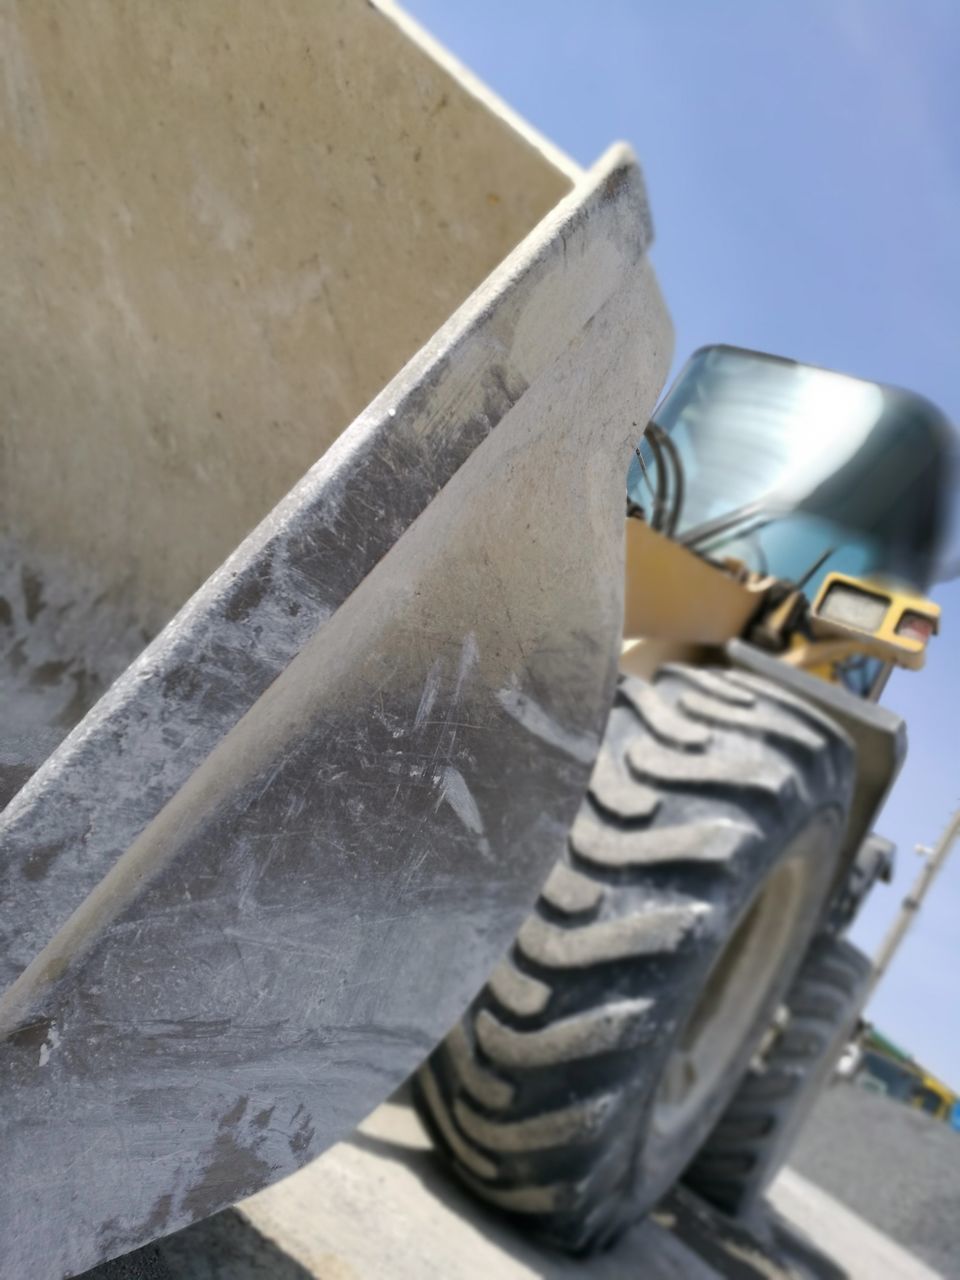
<box><xmin>649</xmin><ymin>826</ymin><xmax>824</xmax><ymax>1149</ymax></box>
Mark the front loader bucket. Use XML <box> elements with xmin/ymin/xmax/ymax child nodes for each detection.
<box><xmin>0</xmin><ymin>4</ymin><xmax>672</xmax><ymax>1275</ymax></box>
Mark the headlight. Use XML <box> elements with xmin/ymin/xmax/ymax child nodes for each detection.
<box><xmin>818</xmin><ymin>582</ymin><xmax>889</xmax><ymax>632</ymax></box>
<box><xmin>896</xmin><ymin>611</ymin><xmax>938</xmax><ymax>643</ymax></box>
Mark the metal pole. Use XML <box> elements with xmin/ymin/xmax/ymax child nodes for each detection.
<box><xmin>868</xmin><ymin>806</ymin><xmax>960</xmax><ymax>1000</ymax></box>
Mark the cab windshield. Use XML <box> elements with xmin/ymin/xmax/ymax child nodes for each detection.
<box><xmin>628</xmin><ymin>346</ymin><xmax>952</xmax><ymax>599</ymax></box>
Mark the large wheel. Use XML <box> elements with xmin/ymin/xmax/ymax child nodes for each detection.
<box><xmin>412</xmin><ymin>664</ymin><xmax>855</xmax><ymax>1251</ymax></box>
<box><xmin>685</xmin><ymin>933</ymin><xmax>872</xmax><ymax>1216</ymax></box>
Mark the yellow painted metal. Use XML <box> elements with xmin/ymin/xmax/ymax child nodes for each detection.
<box><xmin>809</xmin><ymin>573</ymin><xmax>941</xmax><ymax>671</ymax></box>
<box><xmin>621</xmin><ymin>525</ymin><xmax>943</xmax><ymax>689</ymax></box>
<box><xmin>909</xmin><ymin>1072</ymin><xmax>958</xmax><ymax>1121</ymax></box>
<box><xmin>619</xmin><ymin>638</ymin><xmax>711</xmax><ymax>681</ymax></box>
<box><xmin>782</xmin><ymin>637</ymin><xmax>865</xmax><ymax>676</ymax></box>
<box><xmin>622</xmin><ymin>517</ymin><xmax>768</xmax><ymax>644</ymax></box>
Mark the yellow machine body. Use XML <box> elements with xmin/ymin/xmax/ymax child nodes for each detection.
<box><xmin>910</xmin><ymin>1072</ymin><xmax>959</xmax><ymax>1121</ymax></box>
<box><xmin>808</xmin><ymin>573</ymin><xmax>941</xmax><ymax>670</ymax></box>
<box><xmin>620</xmin><ymin>517</ymin><xmax>939</xmax><ymax>685</ymax></box>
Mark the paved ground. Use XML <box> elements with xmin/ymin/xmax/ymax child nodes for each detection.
<box><xmin>82</xmin><ymin>1094</ymin><xmax>939</xmax><ymax>1280</ymax></box>
<box><xmin>768</xmin><ymin>1171</ymin><xmax>943</xmax><ymax>1280</ymax></box>
<box><xmin>791</xmin><ymin>1082</ymin><xmax>960</xmax><ymax>1278</ymax></box>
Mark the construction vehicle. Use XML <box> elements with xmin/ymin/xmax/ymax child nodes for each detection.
<box><xmin>908</xmin><ymin>1072</ymin><xmax>958</xmax><ymax>1121</ymax></box>
<box><xmin>854</xmin><ymin>1028</ymin><xmax>959</xmax><ymax>1121</ymax></box>
<box><xmin>414</xmin><ymin>345</ymin><xmax>952</xmax><ymax>1247</ymax></box>
<box><xmin>0</xmin><ymin>3</ymin><xmax>952</xmax><ymax>1277</ymax></box>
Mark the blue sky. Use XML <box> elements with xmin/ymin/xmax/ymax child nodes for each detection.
<box><xmin>405</xmin><ymin>0</ymin><xmax>960</xmax><ymax>1083</ymax></box>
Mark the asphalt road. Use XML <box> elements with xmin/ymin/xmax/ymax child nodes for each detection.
<box><xmin>790</xmin><ymin>1081</ymin><xmax>960</xmax><ymax>1278</ymax></box>
<box><xmin>81</xmin><ymin>1093</ymin><xmax>938</xmax><ymax>1280</ymax></box>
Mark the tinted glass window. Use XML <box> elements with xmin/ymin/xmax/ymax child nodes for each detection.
<box><xmin>628</xmin><ymin>347</ymin><xmax>952</xmax><ymax>595</ymax></box>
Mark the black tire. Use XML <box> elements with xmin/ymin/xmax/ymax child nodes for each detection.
<box><xmin>685</xmin><ymin>933</ymin><xmax>872</xmax><ymax>1216</ymax></box>
<box><xmin>412</xmin><ymin>664</ymin><xmax>855</xmax><ymax>1251</ymax></box>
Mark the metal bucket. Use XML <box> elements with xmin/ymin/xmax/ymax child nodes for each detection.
<box><xmin>0</xmin><ymin>4</ymin><xmax>672</xmax><ymax>1274</ymax></box>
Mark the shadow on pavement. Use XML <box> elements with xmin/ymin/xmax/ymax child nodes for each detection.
<box><xmin>79</xmin><ymin>1096</ymin><xmax>853</xmax><ymax>1280</ymax></box>
<box><xmin>658</xmin><ymin>1186</ymin><xmax>849</xmax><ymax>1280</ymax></box>
<box><xmin>78</xmin><ymin>1210</ymin><xmax>317</xmax><ymax>1280</ymax></box>
<box><xmin>351</xmin><ymin>1114</ymin><xmax>850</xmax><ymax>1279</ymax></box>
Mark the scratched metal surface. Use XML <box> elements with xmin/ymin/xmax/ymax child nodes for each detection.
<box><xmin>0</xmin><ymin>148</ymin><xmax>672</xmax><ymax>1278</ymax></box>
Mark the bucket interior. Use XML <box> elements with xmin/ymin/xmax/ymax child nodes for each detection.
<box><xmin>0</xmin><ymin>1</ymin><xmax>575</xmax><ymax>798</ymax></box>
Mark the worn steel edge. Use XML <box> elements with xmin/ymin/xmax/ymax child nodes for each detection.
<box><xmin>0</xmin><ymin>145</ymin><xmax>672</xmax><ymax>1278</ymax></box>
